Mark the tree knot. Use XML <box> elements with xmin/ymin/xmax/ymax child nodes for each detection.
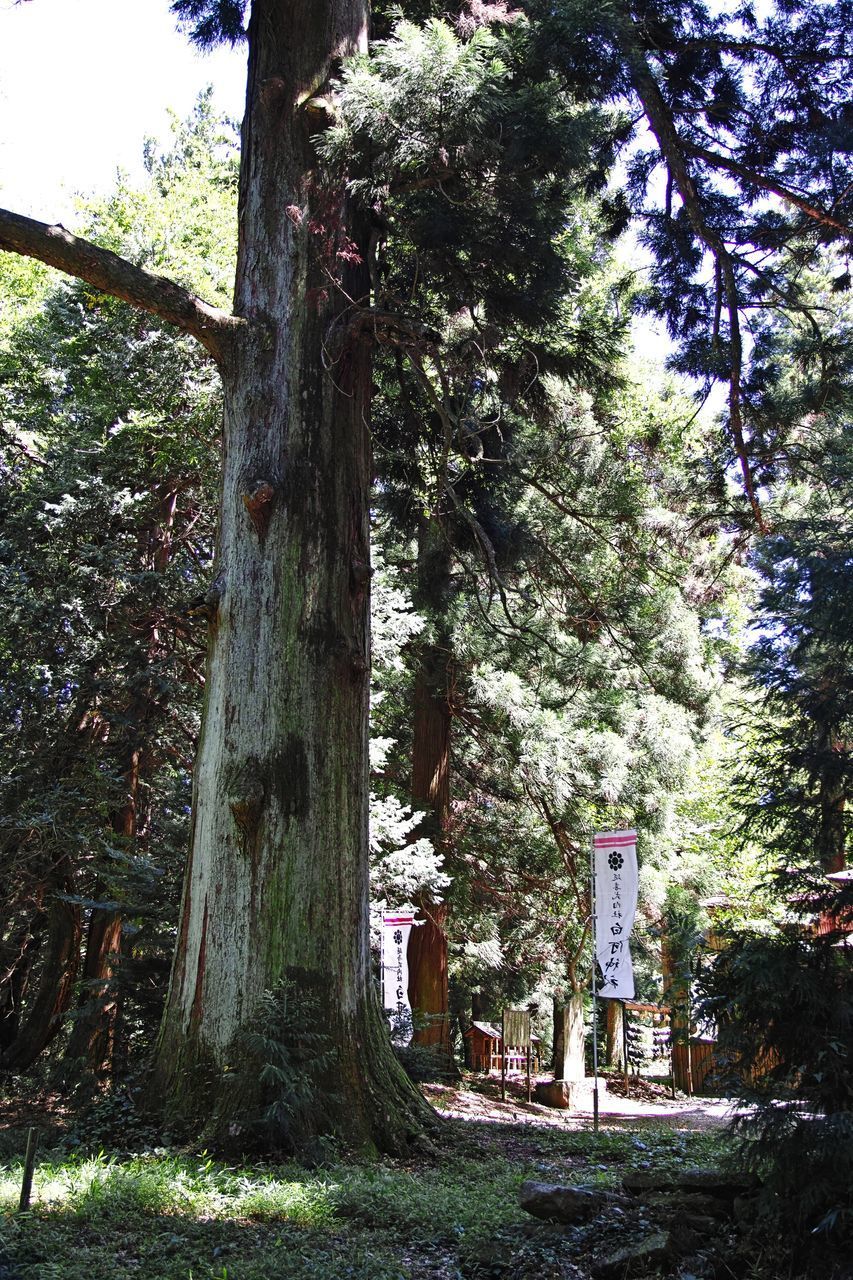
<box><xmin>242</xmin><ymin>479</ymin><xmax>277</xmax><ymax>539</ymax></box>
<box><xmin>228</xmin><ymin>758</ymin><xmax>266</xmax><ymax>843</ymax></box>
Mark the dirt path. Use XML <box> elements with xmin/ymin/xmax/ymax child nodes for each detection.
<box><xmin>423</xmin><ymin>1075</ymin><xmax>735</xmax><ymax>1132</ymax></box>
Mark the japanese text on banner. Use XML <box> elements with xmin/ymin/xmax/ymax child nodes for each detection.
<box><xmin>593</xmin><ymin>830</ymin><xmax>638</xmax><ymax>1000</ymax></box>
<box><xmin>381</xmin><ymin>912</ymin><xmax>415</xmax><ymax>1044</ymax></box>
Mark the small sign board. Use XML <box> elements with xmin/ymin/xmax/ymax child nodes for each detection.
<box><xmin>502</xmin><ymin>1009</ymin><xmax>531</xmax><ymax>1047</ymax></box>
<box><xmin>501</xmin><ymin>1009</ymin><xmax>533</xmax><ymax>1102</ymax></box>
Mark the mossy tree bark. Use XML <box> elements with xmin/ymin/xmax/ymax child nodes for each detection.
<box><xmin>150</xmin><ymin>0</ymin><xmax>433</xmax><ymax>1149</ymax></box>
<box><xmin>0</xmin><ymin>0</ymin><xmax>434</xmax><ymax>1151</ymax></box>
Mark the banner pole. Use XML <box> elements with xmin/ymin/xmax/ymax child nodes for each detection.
<box><xmin>591</xmin><ymin>834</ymin><xmax>599</xmax><ymax>1133</ymax></box>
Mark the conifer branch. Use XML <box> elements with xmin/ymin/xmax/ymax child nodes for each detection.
<box><xmin>0</xmin><ymin>208</ymin><xmax>244</xmax><ymax>365</ymax></box>
<box><xmin>611</xmin><ymin>5</ymin><xmax>767</xmax><ymax>531</ymax></box>
<box><xmin>649</xmin><ymin>36</ymin><xmax>845</xmax><ymax>66</ymax></box>
<box><xmin>684</xmin><ymin>144</ymin><xmax>852</xmax><ymax>239</ymax></box>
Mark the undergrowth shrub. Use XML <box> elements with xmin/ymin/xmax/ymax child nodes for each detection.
<box><xmin>700</xmin><ymin>925</ymin><xmax>852</xmax><ymax>1259</ymax></box>
<box><xmin>240</xmin><ymin>974</ymin><xmax>338</xmax><ymax>1154</ymax></box>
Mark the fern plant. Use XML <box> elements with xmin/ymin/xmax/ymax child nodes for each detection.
<box><xmin>240</xmin><ymin>974</ymin><xmax>339</xmax><ymax>1152</ymax></box>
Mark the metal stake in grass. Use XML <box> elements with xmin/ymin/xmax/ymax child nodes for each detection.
<box><xmin>19</xmin><ymin>1126</ymin><xmax>40</xmax><ymax>1211</ymax></box>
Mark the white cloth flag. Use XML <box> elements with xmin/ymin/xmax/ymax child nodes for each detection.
<box><xmin>381</xmin><ymin>912</ymin><xmax>415</xmax><ymax>1043</ymax></box>
<box><xmin>593</xmin><ymin>829</ymin><xmax>639</xmax><ymax>1000</ymax></box>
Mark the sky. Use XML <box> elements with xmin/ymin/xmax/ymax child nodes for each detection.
<box><xmin>0</xmin><ymin>0</ymin><xmax>246</xmax><ymax>218</ymax></box>
<box><xmin>0</xmin><ymin>0</ymin><xmax>681</xmax><ymax>377</ymax></box>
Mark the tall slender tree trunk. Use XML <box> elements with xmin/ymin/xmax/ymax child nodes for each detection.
<box><xmin>406</xmin><ymin>507</ymin><xmax>455</xmax><ymax>1064</ymax></box>
<box><xmin>64</xmin><ymin>488</ymin><xmax>179</xmax><ymax>1080</ymax></box>
<box><xmin>0</xmin><ymin>869</ymin><xmax>81</xmax><ymax>1073</ymax></box>
<box><xmin>152</xmin><ymin>0</ymin><xmax>432</xmax><ymax>1150</ymax></box>
<box><xmin>62</xmin><ymin>758</ymin><xmax>137</xmax><ymax>1079</ymax></box>
<box><xmin>408</xmin><ymin>655</ymin><xmax>453</xmax><ymax>1059</ymax></box>
<box><xmin>0</xmin><ymin>920</ymin><xmax>43</xmax><ymax>1054</ymax></box>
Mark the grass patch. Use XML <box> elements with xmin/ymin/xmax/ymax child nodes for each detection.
<box><xmin>0</xmin><ymin>1118</ymin><xmax>734</xmax><ymax>1280</ymax></box>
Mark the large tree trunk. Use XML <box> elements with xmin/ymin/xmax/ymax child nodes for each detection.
<box><xmin>152</xmin><ymin>0</ymin><xmax>432</xmax><ymax>1151</ymax></box>
<box><xmin>605</xmin><ymin>999</ymin><xmax>625</xmax><ymax>1070</ymax></box>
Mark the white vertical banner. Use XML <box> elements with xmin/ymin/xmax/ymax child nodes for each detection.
<box><xmin>593</xmin><ymin>830</ymin><xmax>639</xmax><ymax>999</ymax></box>
<box><xmin>381</xmin><ymin>912</ymin><xmax>416</xmax><ymax>1043</ymax></box>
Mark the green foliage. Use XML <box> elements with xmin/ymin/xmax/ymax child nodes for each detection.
<box><xmin>736</xmin><ymin>524</ymin><xmax>853</xmax><ymax>875</ymax></box>
<box><xmin>700</xmin><ymin>927</ymin><xmax>853</xmax><ymax>1249</ymax></box>
<box><xmin>325</xmin><ymin>13</ymin><xmax>623</xmax><ymax>361</ymax></box>
<box><xmin>323</xmin><ymin>18</ymin><xmax>509</xmax><ymax>195</ymax></box>
<box><xmin>519</xmin><ymin>0</ymin><xmax>853</xmax><ymax>518</ymax></box>
<box><xmin>698</xmin><ymin>274</ymin><xmax>853</xmax><ymax>1263</ymax></box>
<box><xmin>240</xmin><ymin>977</ymin><xmax>339</xmax><ymax>1153</ymax></box>
<box><xmin>0</xmin><ymin>1116</ymin><xmax>732</xmax><ymax>1280</ymax></box>
<box><xmin>369</xmin><ymin>558</ymin><xmax>448</xmax><ymax>922</ymax></box>
<box><xmin>170</xmin><ymin>0</ymin><xmax>247</xmax><ymax>50</ymax></box>
<box><xmin>0</xmin><ymin>95</ymin><xmax>237</xmax><ymax>1076</ymax></box>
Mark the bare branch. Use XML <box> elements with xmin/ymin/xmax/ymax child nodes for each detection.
<box><xmin>0</xmin><ymin>207</ymin><xmax>244</xmax><ymax>365</ymax></box>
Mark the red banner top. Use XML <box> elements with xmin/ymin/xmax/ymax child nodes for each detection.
<box><xmin>593</xmin><ymin>830</ymin><xmax>637</xmax><ymax>848</ymax></box>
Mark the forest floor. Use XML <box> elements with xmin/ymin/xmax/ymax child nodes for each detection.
<box><xmin>424</xmin><ymin>1071</ymin><xmax>734</xmax><ymax>1132</ymax></box>
<box><xmin>0</xmin><ymin>1072</ymin><xmax>800</xmax><ymax>1280</ymax></box>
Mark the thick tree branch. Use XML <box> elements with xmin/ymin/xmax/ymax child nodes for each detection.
<box><xmin>0</xmin><ymin>208</ymin><xmax>244</xmax><ymax>365</ymax></box>
<box><xmin>652</xmin><ymin>37</ymin><xmax>846</xmax><ymax>67</ymax></box>
<box><xmin>612</xmin><ymin>6</ymin><xmax>767</xmax><ymax>531</ymax></box>
<box><xmin>684</xmin><ymin>144</ymin><xmax>852</xmax><ymax>239</ymax></box>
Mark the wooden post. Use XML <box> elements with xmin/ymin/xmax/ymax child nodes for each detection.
<box><xmin>501</xmin><ymin>1012</ymin><xmax>507</xmax><ymax>1101</ymax></box>
<box><xmin>686</xmin><ymin>966</ymin><xmax>695</xmax><ymax>1096</ymax></box>
<box><xmin>19</xmin><ymin>1127</ymin><xmax>40</xmax><ymax>1211</ymax></box>
<box><xmin>526</xmin><ymin>1041</ymin><xmax>532</xmax><ymax>1102</ymax></box>
<box><xmin>669</xmin><ymin>1008</ymin><xmax>677</xmax><ymax>1098</ymax></box>
<box><xmin>622</xmin><ymin>1002</ymin><xmax>629</xmax><ymax>1088</ymax></box>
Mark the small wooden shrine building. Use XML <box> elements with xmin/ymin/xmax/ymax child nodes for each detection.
<box><xmin>464</xmin><ymin>1021</ymin><xmax>542</xmax><ymax>1074</ymax></box>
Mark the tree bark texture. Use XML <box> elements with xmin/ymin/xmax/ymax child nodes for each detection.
<box><xmin>152</xmin><ymin>0</ymin><xmax>432</xmax><ymax>1150</ymax></box>
<box><xmin>553</xmin><ymin>994</ymin><xmax>585</xmax><ymax>1082</ymax></box>
<box><xmin>406</xmin><ymin>509</ymin><xmax>455</xmax><ymax>1061</ymax></box>
<box><xmin>408</xmin><ymin>651</ymin><xmax>453</xmax><ymax>1058</ymax></box>
<box><xmin>605</xmin><ymin>999</ymin><xmax>624</xmax><ymax>1070</ymax></box>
